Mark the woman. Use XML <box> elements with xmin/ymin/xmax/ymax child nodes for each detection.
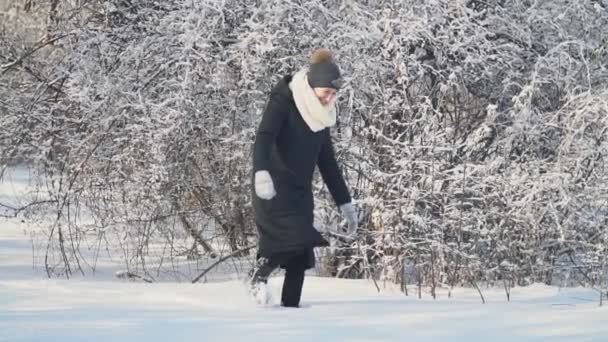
<box><xmin>250</xmin><ymin>48</ymin><xmax>358</xmax><ymax>307</ymax></box>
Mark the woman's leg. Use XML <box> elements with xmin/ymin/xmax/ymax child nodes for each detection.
<box><xmin>281</xmin><ymin>252</ymin><xmax>308</xmax><ymax>307</ymax></box>
<box><xmin>250</xmin><ymin>255</ymin><xmax>279</xmax><ymax>285</ymax></box>
<box><xmin>249</xmin><ymin>254</ymin><xmax>282</xmax><ymax>305</ymax></box>
<box><xmin>250</xmin><ymin>250</ymin><xmax>294</xmax><ymax>284</ymax></box>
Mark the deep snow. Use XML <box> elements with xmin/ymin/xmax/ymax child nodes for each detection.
<box><xmin>1</xmin><ymin>167</ymin><xmax>607</xmax><ymax>342</ymax></box>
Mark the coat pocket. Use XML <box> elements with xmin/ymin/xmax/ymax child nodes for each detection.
<box><xmin>265</xmin><ymin>189</ymin><xmax>296</xmax><ymax>217</ymax></box>
<box><xmin>267</xmin><ymin>184</ymin><xmax>315</xmax><ymax>218</ymax></box>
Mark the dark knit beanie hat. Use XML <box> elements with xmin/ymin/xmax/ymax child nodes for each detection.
<box><xmin>307</xmin><ymin>48</ymin><xmax>342</xmax><ymax>90</ymax></box>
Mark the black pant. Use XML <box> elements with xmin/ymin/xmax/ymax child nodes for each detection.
<box><xmin>251</xmin><ymin>250</ymin><xmax>309</xmax><ymax>307</ymax></box>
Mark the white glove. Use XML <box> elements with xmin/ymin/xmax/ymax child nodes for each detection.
<box><xmin>254</xmin><ymin>170</ymin><xmax>276</xmax><ymax>200</ymax></box>
<box><xmin>339</xmin><ymin>202</ymin><xmax>358</xmax><ymax>235</ymax></box>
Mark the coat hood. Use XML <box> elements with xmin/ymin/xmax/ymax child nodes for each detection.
<box><xmin>270</xmin><ymin>75</ymin><xmax>295</xmax><ymax>103</ymax></box>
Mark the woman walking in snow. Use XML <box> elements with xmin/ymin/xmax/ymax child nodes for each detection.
<box><xmin>250</xmin><ymin>48</ymin><xmax>358</xmax><ymax>307</ymax></box>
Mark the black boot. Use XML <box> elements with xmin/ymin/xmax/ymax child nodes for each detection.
<box><xmin>248</xmin><ymin>256</ymin><xmax>278</xmax><ymax>305</ymax></box>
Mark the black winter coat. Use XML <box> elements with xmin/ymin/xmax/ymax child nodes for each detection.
<box><xmin>251</xmin><ymin>74</ymin><xmax>351</xmax><ymax>265</ymax></box>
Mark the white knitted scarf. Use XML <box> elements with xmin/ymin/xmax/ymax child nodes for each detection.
<box><xmin>288</xmin><ymin>68</ymin><xmax>337</xmax><ymax>132</ymax></box>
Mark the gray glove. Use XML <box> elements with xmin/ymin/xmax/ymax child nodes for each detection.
<box><xmin>339</xmin><ymin>202</ymin><xmax>358</xmax><ymax>235</ymax></box>
<box><xmin>254</xmin><ymin>170</ymin><xmax>276</xmax><ymax>200</ymax></box>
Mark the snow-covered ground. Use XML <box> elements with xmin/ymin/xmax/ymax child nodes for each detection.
<box><xmin>1</xmin><ymin>167</ymin><xmax>607</xmax><ymax>341</ymax></box>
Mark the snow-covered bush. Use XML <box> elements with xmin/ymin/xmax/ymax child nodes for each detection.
<box><xmin>1</xmin><ymin>1</ymin><xmax>607</xmax><ymax>293</ymax></box>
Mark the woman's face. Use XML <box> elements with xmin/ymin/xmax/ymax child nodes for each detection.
<box><xmin>313</xmin><ymin>87</ymin><xmax>337</xmax><ymax>106</ymax></box>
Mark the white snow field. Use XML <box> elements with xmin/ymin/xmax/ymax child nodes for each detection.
<box><xmin>1</xmin><ymin>167</ymin><xmax>607</xmax><ymax>342</ymax></box>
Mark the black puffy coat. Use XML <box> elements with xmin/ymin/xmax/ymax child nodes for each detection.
<box><xmin>251</xmin><ymin>74</ymin><xmax>351</xmax><ymax>267</ymax></box>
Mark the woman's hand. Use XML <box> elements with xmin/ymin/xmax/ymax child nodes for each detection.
<box><xmin>254</xmin><ymin>170</ymin><xmax>276</xmax><ymax>200</ymax></box>
<box><xmin>339</xmin><ymin>202</ymin><xmax>358</xmax><ymax>235</ymax></box>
